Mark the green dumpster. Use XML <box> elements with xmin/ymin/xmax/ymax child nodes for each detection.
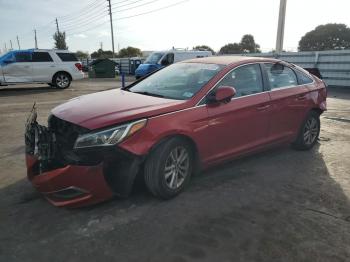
<box><xmin>88</xmin><ymin>58</ymin><xmax>117</xmax><ymax>78</ymax></box>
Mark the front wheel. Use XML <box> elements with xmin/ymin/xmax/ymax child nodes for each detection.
<box><xmin>53</xmin><ymin>72</ymin><xmax>71</xmax><ymax>89</ymax></box>
<box><xmin>144</xmin><ymin>138</ymin><xmax>193</xmax><ymax>199</ymax></box>
<box><xmin>293</xmin><ymin>111</ymin><xmax>320</xmax><ymax>150</ymax></box>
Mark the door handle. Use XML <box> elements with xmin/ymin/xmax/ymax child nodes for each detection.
<box><xmin>50</xmin><ymin>65</ymin><xmax>56</xmax><ymax>68</ymax></box>
<box><xmin>256</xmin><ymin>104</ymin><xmax>271</xmax><ymax>111</ymax></box>
<box><xmin>296</xmin><ymin>94</ymin><xmax>307</xmax><ymax>100</ymax></box>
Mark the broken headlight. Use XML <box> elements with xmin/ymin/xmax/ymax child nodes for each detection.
<box><xmin>74</xmin><ymin>119</ymin><xmax>147</xmax><ymax>149</ymax></box>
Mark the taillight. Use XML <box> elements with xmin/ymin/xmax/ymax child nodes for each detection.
<box><xmin>75</xmin><ymin>63</ymin><xmax>82</xmax><ymax>71</ymax></box>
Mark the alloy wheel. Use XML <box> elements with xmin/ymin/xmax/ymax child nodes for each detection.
<box><xmin>164</xmin><ymin>146</ymin><xmax>190</xmax><ymax>190</ymax></box>
<box><xmin>303</xmin><ymin>117</ymin><xmax>319</xmax><ymax>145</ymax></box>
<box><xmin>56</xmin><ymin>74</ymin><xmax>69</xmax><ymax>88</ymax></box>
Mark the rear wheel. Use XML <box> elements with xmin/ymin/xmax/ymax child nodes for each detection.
<box><xmin>144</xmin><ymin>138</ymin><xmax>193</xmax><ymax>199</ymax></box>
<box><xmin>293</xmin><ymin>111</ymin><xmax>320</xmax><ymax>150</ymax></box>
<box><xmin>53</xmin><ymin>72</ymin><xmax>71</xmax><ymax>89</ymax></box>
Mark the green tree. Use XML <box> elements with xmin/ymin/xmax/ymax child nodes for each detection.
<box><xmin>53</xmin><ymin>31</ymin><xmax>68</xmax><ymax>50</ymax></box>
<box><xmin>75</xmin><ymin>50</ymin><xmax>89</xmax><ymax>59</ymax></box>
<box><xmin>219</xmin><ymin>43</ymin><xmax>242</xmax><ymax>54</ymax></box>
<box><xmin>240</xmin><ymin>34</ymin><xmax>261</xmax><ymax>53</ymax></box>
<box><xmin>299</xmin><ymin>23</ymin><xmax>350</xmax><ymax>51</ymax></box>
<box><xmin>219</xmin><ymin>34</ymin><xmax>261</xmax><ymax>54</ymax></box>
<box><xmin>118</xmin><ymin>46</ymin><xmax>142</xmax><ymax>58</ymax></box>
<box><xmin>193</xmin><ymin>45</ymin><xmax>215</xmax><ymax>54</ymax></box>
<box><xmin>91</xmin><ymin>49</ymin><xmax>114</xmax><ymax>59</ymax></box>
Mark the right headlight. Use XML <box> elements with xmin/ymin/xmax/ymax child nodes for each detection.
<box><xmin>74</xmin><ymin>119</ymin><xmax>147</xmax><ymax>149</ymax></box>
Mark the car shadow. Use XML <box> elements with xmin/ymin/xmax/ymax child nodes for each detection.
<box><xmin>1</xmin><ymin>142</ymin><xmax>350</xmax><ymax>261</ymax></box>
<box><xmin>0</xmin><ymin>85</ymin><xmax>60</xmax><ymax>97</ymax></box>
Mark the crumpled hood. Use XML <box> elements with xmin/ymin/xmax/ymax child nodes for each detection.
<box><xmin>52</xmin><ymin>89</ymin><xmax>186</xmax><ymax>130</ymax></box>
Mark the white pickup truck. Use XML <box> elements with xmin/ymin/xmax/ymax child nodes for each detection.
<box><xmin>0</xmin><ymin>49</ymin><xmax>84</xmax><ymax>89</ymax></box>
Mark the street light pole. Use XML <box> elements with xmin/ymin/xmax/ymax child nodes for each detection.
<box><xmin>34</xmin><ymin>29</ymin><xmax>38</xmax><ymax>49</ymax></box>
<box><xmin>107</xmin><ymin>0</ymin><xmax>115</xmax><ymax>57</ymax></box>
<box><xmin>276</xmin><ymin>0</ymin><xmax>287</xmax><ymax>54</ymax></box>
<box><xmin>16</xmin><ymin>36</ymin><xmax>21</xmax><ymax>49</ymax></box>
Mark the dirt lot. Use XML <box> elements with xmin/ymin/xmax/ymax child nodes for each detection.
<box><xmin>0</xmin><ymin>79</ymin><xmax>349</xmax><ymax>262</ymax></box>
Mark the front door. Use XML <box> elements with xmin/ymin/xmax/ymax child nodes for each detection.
<box><xmin>3</xmin><ymin>51</ymin><xmax>32</xmax><ymax>83</ymax></box>
<box><xmin>206</xmin><ymin>63</ymin><xmax>271</xmax><ymax>164</ymax></box>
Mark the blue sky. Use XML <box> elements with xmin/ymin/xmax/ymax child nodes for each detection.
<box><xmin>0</xmin><ymin>0</ymin><xmax>349</xmax><ymax>54</ymax></box>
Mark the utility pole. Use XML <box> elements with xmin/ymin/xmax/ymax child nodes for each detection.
<box><xmin>55</xmin><ymin>18</ymin><xmax>60</xmax><ymax>34</ymax></box>
<box><xmin>276</xmin><ymin>0</ymin><xmax>287</xmax><ymax>54</ymax></box>
<box><xmin>107</xmin><ymin>0</ymin><xmax>115</xmax><ymax>57</ymax></box>
<box><xmin>10</xmin><ymin>40</ymin><xmax>13</xmax><ymax>50</ymax></box>
<box><xmin>16</xmin><ymin>36</ymin><xmax>21</xmax><ymax>49</ymax></box>
<box><xmin>4</xmin><ymin>43</ymin><xmax>7</xmax><ymax>52</ymax></box>
<box><xmin>34</xmin><ymin>29</ymin><xmax>38</xmax><ymax>48</ymax></box>
<box><xmin>100</xmin><ymin>42</ymin><xmax>103</xmax><ymax>50</ymax></box>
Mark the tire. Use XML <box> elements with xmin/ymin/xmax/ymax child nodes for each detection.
<box><xmin>293</xmin><ymin>111</ymin><xmax>320</xmax><ymax>150</ymax></box>
<box><xmin>144</xmin><ymin>137</ymin><xmax>194</xmax><ymax>199</ymax></box>
<box><xmin>53</xmin><ymin>72</ymin><xmax>71</xmax><ymax>89</ymax></box>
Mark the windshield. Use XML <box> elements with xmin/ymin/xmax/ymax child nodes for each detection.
<box><xmin>129</xmin><ymin>63</ymin><xmax>224</xmax><ymax>100</ymax></box>
<box><xmin>144</xmin><ymin>52</ymin><xmax>165</xmax><ymax>64</ymax></box>
<box><xmin>0</xmin><ymin>52</ymin><xmax>10</xmax><ymax>61</ymax></box>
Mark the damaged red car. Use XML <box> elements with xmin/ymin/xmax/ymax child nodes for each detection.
<box><xmin>25</xmin><ymin>56</ymin><xmax>327</xmax><ymax>207</ymax></box>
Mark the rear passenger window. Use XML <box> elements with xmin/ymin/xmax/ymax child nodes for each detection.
<box><xmin>56</xmin><ymin>53</ymin><xmax>78</xmax><ymax>62</ymax></box>
<box><xmin>14</xmin><ymin>52</ymin><xmax>31</xmax><ymax>62</ymax></box>
<box><xmin>32</xmin><ymin>52</ymin><xmax>53</xmax><ymax>62</ymax></box>
<box><xmin>296</xmin><ymin>70</ymin><xmax>314</xmax><ymax>84</ymax></box>
<box><xmin>218</xmin><ymin>64</ymin><xmax>263</xmax><ymax>97</ymax></box>
<box><xmin>265</xmin><ymin>63</ymin><xmax>297</xmax><ymax>89</ymax></box>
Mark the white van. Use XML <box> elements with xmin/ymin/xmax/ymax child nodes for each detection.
<box><xmin>135</xmin><ymin>49</ymin><xmax>212</xmax><ymax>78</ymax></box>
<box><xmin>0</xmin><ymin>49</ymin><xmax>84</xmax><ymax>89</ymax></box>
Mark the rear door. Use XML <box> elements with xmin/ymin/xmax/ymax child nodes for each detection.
<box><xmin>206</xmin><ymin>63</ymin><xmax>271</xmax><ymax>163</ymax></box>
<box><xmin>3</xmin><ymin>51</ymin><xmax>32</xmax><ymax>83</ymax></box>
<box><xmin>31</xmin><ymin>51</ymin><xmax>56</xmax><ymax>82</ymax></box>
<box><xmin>263</xmin><ymin>63</ymin><xmax>311</xmax><ymax>142</ymax></box>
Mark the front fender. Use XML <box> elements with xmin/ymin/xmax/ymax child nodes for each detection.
<box><xmin>119</xmin><ymin>106</ymin><xmax>210</xmax><ymax>162</ymax></box>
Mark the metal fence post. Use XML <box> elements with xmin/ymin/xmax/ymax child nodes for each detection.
<box><xmin>121</xmin><ymin>73</ymin><xmax>125</xmax><ymax>88</ymax></box>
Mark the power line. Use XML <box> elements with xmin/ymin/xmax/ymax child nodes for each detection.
<box><xmin>60</xmin><ymin>0</ymin><xmax>161</xmax><ymax>31</ymax></box>
<box><xmin>58</xmin><ymin>0</ymin><xmax>103</xmax><ymax>20</ymax></box>
<box><xmin>59</xmin><ymin>5</ymin><xmax>107</xmax><ymax>25</ymax></box>
<box><xmin>112</xmin><ymin>0</ymin><xmax>149</xmax><ymax>9</ymax></box>
<box><xmin>112</xmin><ymin>0</ymin><xmax>160</xmax><ymax>12</ymax></box>
<box><xmin>65</xmin><ymin>20</ymin><xmax>110</xmax><ymax>36</ymax></box>
<box><xmin>112</xmin><ymin>0</ymin><xmax>132</xmax><ymax>5</ymax></box>
<box><xmin>114</xmin><ymin>0</ymin><xmax>189</xmax><ymax>20</ymax></box>
<box><xmin>60</xmin><ymin>9</ymin><xmax>108</xmax><ymax>31</ymax></box>
<box><xmin>66</xmin><ymin>0</ymin><xmax>189</xmax><ymax>36</ymax></box>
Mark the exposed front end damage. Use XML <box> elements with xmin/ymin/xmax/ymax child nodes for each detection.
<box><xmin>24</xmin><ymin>105</ymin><xmax>142</xmax><ymax>207</ymax></box>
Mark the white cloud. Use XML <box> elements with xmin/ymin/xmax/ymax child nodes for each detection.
<box><xmin>73</xmin><ymin>33</ymin><xmax>87</xmax><ymax>38</ymax></box>
<box><xmin>97</xmin><ymin>30</ymin><xmax>110</xmax><ymax>38</ymax></box>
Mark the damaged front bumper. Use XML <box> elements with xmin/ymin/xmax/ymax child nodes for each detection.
<box><xmin>26</xmin><ymin>154</ymin><xmax>114</xmax><ymax>207</ymax></box>
<box><xmin>24</xmin><ymin>108</ymin><xmax>142</xmax><ymax>208</ymax></box>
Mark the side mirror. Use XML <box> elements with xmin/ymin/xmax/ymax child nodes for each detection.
<box><xmin>208</xmin><ymin>86</ymin><xmax>236</xmax><ymax>104</ymax></box>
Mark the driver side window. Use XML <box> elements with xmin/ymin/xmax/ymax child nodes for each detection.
<box><xmin>217</xmin><ymin>64</ymin><xmax>263</xmax><ymax>97</ymax></box>
<box><xmin>161</xmin><ymin>53</ymin><xmax>174</xmax><ymax>66</ymax></box>
<box><xmin>14</xmin><ymin>52</ymin><xmax>32</xmax><ymax>62</ymax></box>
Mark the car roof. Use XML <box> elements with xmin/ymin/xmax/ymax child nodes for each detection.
<box><xmin>8</xmin><ymin>49</ymin><xmax>72</xmax><ymax>53</ymax></box>
<box><xmin>183</xmin><ymin>56</ymin><xmax>279</xmax><ymax>65</ymax></box>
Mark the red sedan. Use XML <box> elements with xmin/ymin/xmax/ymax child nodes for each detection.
<box><xmin>25</xmin><ymin>56</ymin><xmax>327</xmax><ymax>207</ymax></box>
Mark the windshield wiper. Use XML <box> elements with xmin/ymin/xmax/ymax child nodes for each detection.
<box><xmin>132</xmin><ymin>91</ymin><xmax>164</xmax><ymax>98</ymax></box>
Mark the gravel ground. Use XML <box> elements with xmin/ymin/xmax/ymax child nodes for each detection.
<box><xmin>0</xmin><ymin>80</ymin><xmax>349</xmax><ymax>262</ymax></box>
